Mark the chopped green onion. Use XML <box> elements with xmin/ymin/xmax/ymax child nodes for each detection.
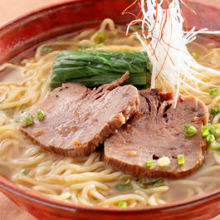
<box><xmin>207</xmin><ymin>134</ymin><xmax>215</xmax><ymax>143</ymax></box>
<box><xmin>192</xmin><ymin>52</ymin><xmax>199</xmax><ymax>59</ymax></box>
<box><xmin>210</xmin><ymin>141</ymin><xmax>220</xmax><ymax>151</ymax></box>
<box><xmin>94</xmin><ymin>31</ymin><xmax>106</xmax><ymax>44</ymax></box>
<box><xmin>153</xmin><ymin>179</ymin><xmax>165</xmax><ymax>187</ymax></box>
<box><xmin>145</xmin><ymin>160</ymin><xmax>155</xmax><ymax>168</ymax></box>
<box><xmin>202</xmin><ymin>125</ymin><xmax>210</xmax><ymax>137</ymax></box>
<box><xmin>118</xmin><ymin>201</ymin><xmax>127</xmax><ymax>208</ymax></box>
<box><xmin>22</xmin><ymin>169</ymin><xmax>29</xmax><ymax>175</ymax></box>
<box><xmin>208</xmin><ymin>88</ymin><xmax>219</xmax><ymax>96</ymax></box>
<box><xmin>184</xmin><ymin>124</ymin><xmax>197</xmax><ymax>137</ymax></box>
<box><xmin>139</xmin><ymin>178</ymin><xmax>164</xmax><ymax>189</ymax></box>
<box><xmin>4</xmin><ymin>109</ymin><xmax>10</xmax><ymax>114</ymax></box>
<box><xmin>121</xmin><ymin>176</ymin><xmax>132</xmax><ymax>186</ymax></box>
<box><xmin>202</xmin><ymin>123</ymin><xmax>217</xmax><ymax>137</ymax></box>
<box><xmin>177</xmin><ymin>154</ymin><xmax>185</xmax><ymax>165</ymax></box>
<box><xmin>208</xmin><ymin>125</ymin><xmax>216</xmax><ymax>136</ymax></box>
<box><xmin>210</xmin><ymin>107</ymin><xmax>220</xmax><ymax>122</ymax></box>
<box><xmin>132</xmin><ymin>25</ymin><xmax>142</xmax><ymax>32</ymax></box>
<box><xmin>77</xmin><ymin>45</ymin><xmax>89</xmax><ymax>49</ymax></box>
<box><xmin>17</xmin><ymin>116</ymin><xmax>24</xmax><ymax>123</ymax></box>
<box><xmin>213</xmin><ymin>124</ymin><xmax>220</xmax><ymax>138</ymax></box>
<box><xmin>34</xmin><ymin>150</ymin><xmax>42</xmax><ymax>157</ymax></box>
<box><xmin>56</xmin><ymin>36</ymin><xmax>65</xmax><ymax>41</ymax></box>
<box><xmin>115</xmin><ymin>183</ymin><xmax>132</xmax><ymax>191</ymax></box>
<box><xmin>213</xmin><ymin>124</ymin><xmax>220</xmax><ymax>129</ymax></box>
<box><xmin>115</xmin><ymin>176</ymin><xmax>133</xmax><ymax>191</ymax></box>
<box><xmin>211</xmin><ymin>107</ymin><xmax>220</xmax><ymax>115</ymax></box>
<box><xmin>202</xmin><ymin>123</ymin><xmax>218</xmax><ymax>144</ymax></box>
<box><xmin>158</xmin><ymin>156</ymin><xmax>170</xmax><ymax>167</ymax></box>
<box><xmin>23</xmin><ymin>115</ymin><xmax>34</xmax><ymax>126</ymax></box>
<box><xmin>36</xmin><ymin>109</ymin><xmax>44</xmax><ymax>121</ymax></box>
<box><xmin>93</xmin><ymin>43</ymin><xmax>104</xmax><ymax>48</ymax></box>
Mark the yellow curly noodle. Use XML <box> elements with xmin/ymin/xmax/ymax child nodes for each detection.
<box><xmin>0</xmin><ymin>19</ymin><xmax>219</xmax><ymax>207</ymax></box>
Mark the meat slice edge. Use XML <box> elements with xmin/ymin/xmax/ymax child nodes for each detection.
<box><xmin>21</xmin><ymin>73</ymin><xmax>140</xmax><ymax>157</ymax></box>
<box><xmin>104</xmin><ymin>89</ymin><xmax>208</xmax><ymax>178</ymax></box>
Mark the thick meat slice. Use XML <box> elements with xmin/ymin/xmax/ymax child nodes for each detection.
<box><xmin>21</xmin><ymin>73</ymin><xmax>139</xmax><ymax>157</ymax></box>
<box><xmin>104</xmin><ymin>89</ymin><xmax>208</xmax><ymax>178</ymax></box>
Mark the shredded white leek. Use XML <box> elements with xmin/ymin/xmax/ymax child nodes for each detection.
<box><xmin>127</xmin><ymin>0</ymin><xmax>220</xmax><ymax>107</ymax></box>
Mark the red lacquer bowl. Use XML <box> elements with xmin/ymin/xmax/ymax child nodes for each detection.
<box><xmin>0</xmin><ymin>0</ymin><xmax>220</xmax><ymax>219</ymax></box>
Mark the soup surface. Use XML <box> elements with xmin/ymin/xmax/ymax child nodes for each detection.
<box><xmin>0</xmin><ymin>19</ymin><xmax>220</xmax><ymax>207</ymax></box>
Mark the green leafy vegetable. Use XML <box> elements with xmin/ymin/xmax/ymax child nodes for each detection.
<box><xmin>36</xmin><ymin>109</ymin><xmax>44</xmax><ymax>121</ymax></box>
<box><xmin>118</xmin><ymin>201</ymin><xmax>128</xmax><ymax>208</ymax></box>
<box><xmin>184</xmin><ymin>124</ymin><xmax>197</xmax><ymax>137</ymax></box>
<box><xmin>208</xmin><ymin>88</ymin><xmax>219</xmax><ymax>96</ymax></box>
<box><xmin>139</xmin><ymin>178</ymin><xmax>164</xmax><ymax>189</ymax></box>
<box><xmin>51</xmin><ymin>50</ymin><xmax>152</xmax><ymax>89</ymax></box>
<box><xmin>177</xmin><ymin>154</ymin><xmax>185</xmax><ymax>165</ymax></box>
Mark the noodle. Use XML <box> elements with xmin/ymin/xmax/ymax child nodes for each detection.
<box><xmin>0</xmin><ymin>19</ymin><xmax>219</xmax><ymax>207</ymax></box>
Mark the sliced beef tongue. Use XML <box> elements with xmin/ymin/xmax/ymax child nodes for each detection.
<box><xmin>104</xmin><ymin>89</ymin><xmax>208</xmax><ymax>178</ymax></box>
<box><xmin>21</xmin><ymin>73</ymin><xmax>140</xmax><ymax>157</ymax></box>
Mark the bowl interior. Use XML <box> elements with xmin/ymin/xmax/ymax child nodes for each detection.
<box><xmin>0</xmin><ymin>0</ymin><xmax>220</xmax><ymax>219</ymax></box>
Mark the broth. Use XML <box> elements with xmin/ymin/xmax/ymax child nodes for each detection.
<box><xmin>0</xmin><ymin>19</ymin><xmax>219</xmax><ymax>207</ymax></box>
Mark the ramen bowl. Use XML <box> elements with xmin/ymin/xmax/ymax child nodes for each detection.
<box><xmin>0</xmin><ymin>0</ymin><xmax>220</xmax><ymax>219</ymax></box>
